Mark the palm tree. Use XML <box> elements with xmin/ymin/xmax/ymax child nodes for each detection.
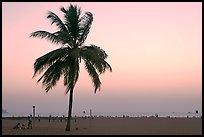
<box><xmin>30</xmin><ymin>4</ymin><xmax>112</xmax><ymax>131</ymax></box>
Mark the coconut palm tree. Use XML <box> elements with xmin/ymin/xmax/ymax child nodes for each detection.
<box><xmin>30</xmin><ymin>4</ymin><xmax>112</xmax><ymax>131</ymax></box>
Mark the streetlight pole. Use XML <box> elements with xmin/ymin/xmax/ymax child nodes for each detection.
<box><xmin>33</xmin><ymin>106</ymin><xmax>35</xmax><ymax>128</ymax></box>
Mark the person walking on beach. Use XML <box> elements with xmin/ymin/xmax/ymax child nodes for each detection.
<box><xmin>49</xmin><ymin>115</ymin><xmax>51</xmax><ymax>122</ymax></box>
<box><xmin>27</xmin><ymin>116</ymin><xmax>32</xmax><ymax>129</ymax></box>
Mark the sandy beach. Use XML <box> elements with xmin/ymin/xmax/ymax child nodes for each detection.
<box><xmin>2</xmin><ymin>117</ymin><xmax>202</xmax><ymax>135</ymax></box>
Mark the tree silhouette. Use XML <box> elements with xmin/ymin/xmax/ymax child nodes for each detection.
<box><xmin>30</xmin><ymin>4</ymin><xmax>112</xmax><ymax>131</ymax></box>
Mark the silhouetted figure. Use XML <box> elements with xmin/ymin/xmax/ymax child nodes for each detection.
<box><xmin>49</xmin><ymin>115</ymin><xmax>51</xmax><ymax>122</ymax></box>
<box><xmin>62</xmin><ymin>115</ymin><xmax>65</xmax><ymax>122</ymax></box>
<box><xmin>38</xmin><ymin>115</ymin><xmax>40</xmax><ymax>122</ymax></box>
<box><xmin>27</xmin><ymin>116</ymin><xmax>32</xmax><ymax>129</ymax></box>
<box><xmin>21</xmin><ymin>124</ymin><xmax>26</xmax><ymax>129</ymax></box>
<box><xmin>155</xmin><ymin>114</ymin><xmax>158</xmax><ymax>118</ymax></box>
<box><xmin>13</xmin><ymin>123</ymin><xmax>20</xmax><ymax>129</ymax></box>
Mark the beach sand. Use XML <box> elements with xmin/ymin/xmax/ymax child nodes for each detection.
<box><xmin>2</xmin><ymin>117</ymin><xmax>202</xmax><ymax>135</ymax></box>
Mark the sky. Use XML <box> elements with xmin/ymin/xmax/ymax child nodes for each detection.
<box><xmin>2</xmin><ymin>2</ymin><xmax>202</xmax><ymax>116</ymax></box>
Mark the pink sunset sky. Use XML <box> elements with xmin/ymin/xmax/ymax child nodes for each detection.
<box><xmin>2</xmin><ymin>2</ymin><xmax>202</xmax><ymax>116</ymax></box>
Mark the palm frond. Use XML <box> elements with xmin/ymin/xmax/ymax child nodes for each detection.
<box><xmin>81</xmin><ymin>45</ymin><xmax>112</xmax><ymax>74</ymax></box>
<box><xmin>37</xmin><ymin>59</ymin><xmax>64</xmax><ymax>92</ymax></box>
<box><xmin>47</xmin><ymin>11</ymin><xmax>68</xmax><ymax>32</ymax></box>
<box><xmin>84</xmin><ymin>59</ymin><xmax>101</xmax><ymax>93</ymax></box>
<box><xmin>47</xmin><ymin>11</ymin><xmax>76</xmax><ymax>47</ymax></box>
<box><xmin>60</xmin><ymin>7</ymin><xmax>67</xmax><ymax>14</ymax></box>
<box><xmin>30</xmin><ymin>31</ymin><xmax>64</xmax><ymax>45</ymax></box>
<box><xmin>63</xmin><ymin>4</ymin><xmax>81</xmax><ymax>44</ymax></box>
<box><xmin>77</xmin><ymin>12</ymin><xmax>93</xmax><ymax>46</ymax></box>
<box><xmin>33</xmin><ymin>48</ymin><xmax>69</xmax><ymax>77</ymax></box>
<box><xmin>53</xmin><ymin>31</ymin><xmax>74</xmax><ymax>47</ymax></box>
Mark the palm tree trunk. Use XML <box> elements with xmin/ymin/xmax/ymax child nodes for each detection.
<box><xmin>65</xmin><ymin>87</ymin><xmax>74</xmax><ymax>131</ymax></box>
